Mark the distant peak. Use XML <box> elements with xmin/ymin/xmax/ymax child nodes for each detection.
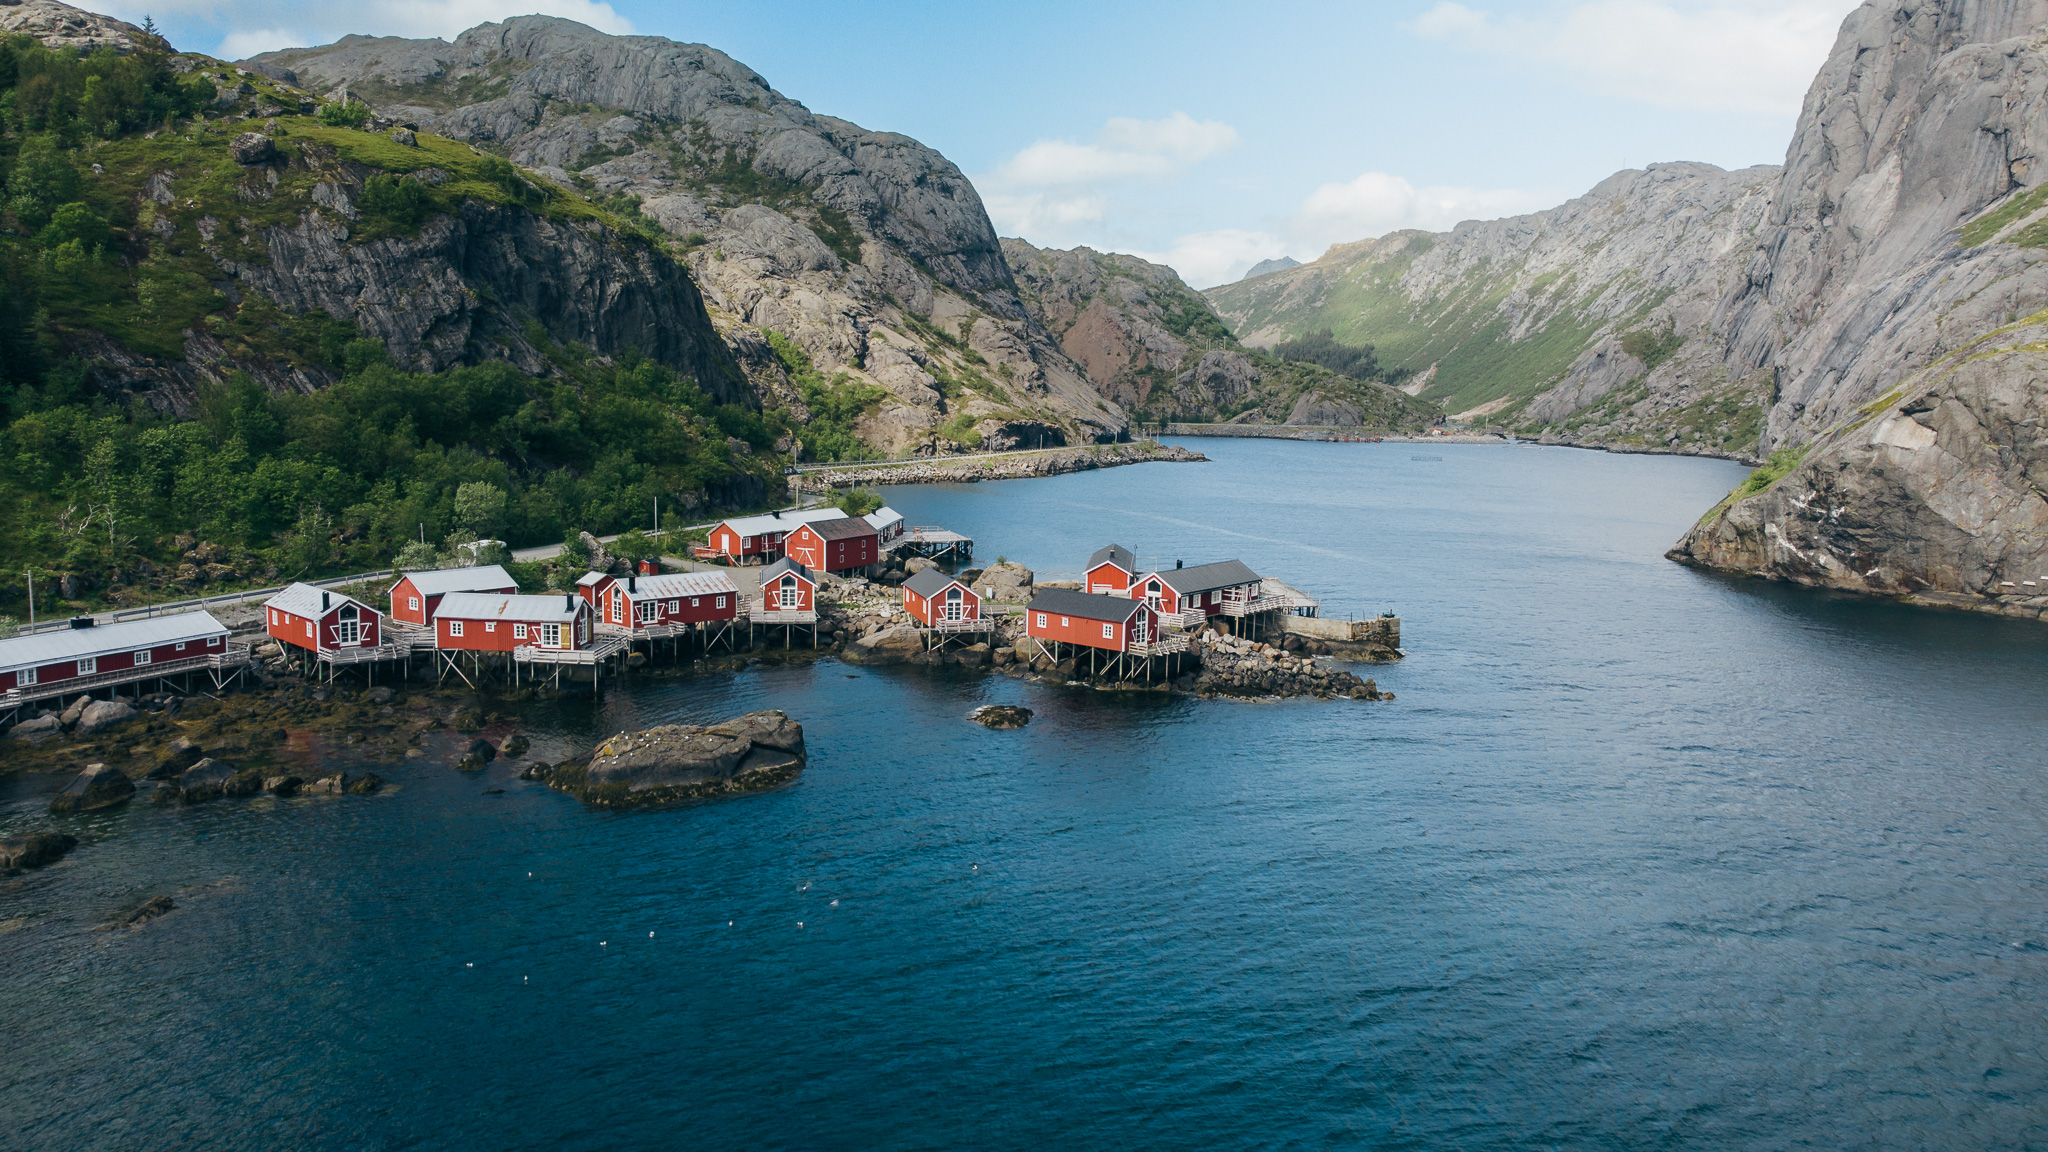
<box><xmin>1239</xmin><ymin>256</ymin><xmax>1300</xmax><ymax>281</ymax></box>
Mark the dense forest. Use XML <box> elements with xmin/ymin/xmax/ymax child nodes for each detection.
<box><xmin>0</xmin><ymin>32</ymin><xmax>784</xmax><ymax>615</ymax></box>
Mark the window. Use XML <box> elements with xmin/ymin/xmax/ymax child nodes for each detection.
<box><xmin>133</xmin><ymin>650</ymin><xmax>151</xmax><ymax>666</ymax></box>
<box><xmin>715</xmin><ymin>596</ymin><xmax>726</xmax><ymax>609</ymax></box>
<box><xmin>207</xmin><ymin>636</ymin><xmax>220</xmax><ymax>647</ymax></box>
<box><xmin>449</xmin><ymin>621</ymin><xmax>464</xmax><ymax>637</ymax></box>
<box><xmin>408</xmin><ymin>596</ymin><xmax>420</xmax><ymax>611</ymax></box>
<box><xmin>305</xmin><ymin>622</ymin><xmax>314</xmax><ymax>638</ymax></box>
<box><xmin>1102</xmin><ymin>623</ymin><xmax>1115</xmax><ymax>639</ymax></box>
<box><xmin>78</xmin><ymin>657</ymin><xmax>96</xmax><ymax>675</ymax></box>
<box><xmin>271</xmin><ymin>610</ymin><xmax>280</xmax><ymax>625</ymax></box>
<box><xmin>636</xmin><ymin>600</ymin><xmax>658</xmax><ymax>624</ymax></box>
<box><xmin>514</xmin><ymin>624</ymin><xmax>527</xmax><ymax>639</ymax></box>
<box><xmin>1036</xmin><ymin>613</ymin><xmax>1046</xmax><ymax>628</ymax></box>
<box><xmin>540</xmin><ymin>623</ymin><xmax>561</xmax><ymax>647</ymax></box>
<box><xmin>485</xmin><ymin>622</ymin><xmax>496</xmax><ymax>633</ymax></box>
<box><xmin>1060</xmin><ymin>616</ymin><xmax>1070</xmax><ymax>627</ymax></box>
<box><xmin>18</xmin><ymin>667</ymin><xmax>35</xmax><ymax>686</ymax></box>
<box><xmin>175</xmin><ymin>642</ymin><xmax>186</xmax><ymax>651</ymax></box>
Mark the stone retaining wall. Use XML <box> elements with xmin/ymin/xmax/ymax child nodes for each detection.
<box><xmin>1282</xmin><ymin>616</ymin><xmax>1399</xmax><ymax>645</ymax></box>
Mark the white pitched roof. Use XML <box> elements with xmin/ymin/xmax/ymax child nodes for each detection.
<box><xmin>575</xmin><ymin>571</ymin><xmax>611</xmax><ymax>587</ymax></box>
<box><xmin>865</xmin><ymin>506</ymin><xmax>903</xmax><ymax>531</ymax></box>
<box><xmin>399</xmin><ymin>565</ymin><xmax>518</xmax><ymax>596</ymax></box>
<box><xmin>619</xmin><ymin>571</ymin><xmax>738</xmax><ymax>599</ymax></box>
<box><xmin>436</xmin><ymin>593</ymin><xmax>584</xmax><ymax>622</ymax></box>
<box><xmin>712</xmin><ymin>507</ymin><xmax>850</xmax><ymax>538</ymax></box>
<box><xmin>0</xmin><ymin>611</ymin><xmax>230</xmax><ymax>673</ymax></box>
<box><xmin>265</xmin><ymin>582</ymin><xmax>376</xmax><ymax>619</ymax></box>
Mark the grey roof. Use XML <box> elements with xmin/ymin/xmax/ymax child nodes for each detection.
<box><xmin>400</xmin><ymin>565</ymin><xmax>518</xmax><ymax>596</ymax></box>
<box><xmin>265</xmin><ymin>582</ymin><xmax>376</xmax><ymax>620</ymax></box>
<box><xmin>0</xmin><ymin>611</ymin><xmax>230</xmax><ymax>673</ymax></box>
<box><xmin>1087</xmin><ymin>543</ymin><xmax>1136</xmax><ymax>573</ymax></box>
<box><xmin>760</xmin><ymin>557</ymin><xmax>815</xmax><ymax>583</ymax></box>
<box><xmin>803</xmin><ymin>516</ymin><xmax>875</xmax><ymax>541</ymax></box>
<box><xmin>1150</xmin><ymin>559</ymin><xmax>1262</xmax><ymax>595</ymax></box>
<box><xmin>904</xmin><ymin>567</ymin><xmax>967</xmax><ymax>598</ymax></box>
<box><xmin>1026</xmin><ymin>587</ymin><xmax>1145</xmax><ymax>622</ymax></box>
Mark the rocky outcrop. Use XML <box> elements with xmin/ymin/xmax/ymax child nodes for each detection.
<box><xmin>49</xmin><ymin>763</ymin><xmax>136</xmax><ymax>813</ymax></box>
<box><xmin>800</xmin><ymin>440</ymin><xmax>1204</xmax><ymax>487</ymax></box>
<box><xmin>7</xmin><ymin>715</ymin><xmax>61</xmax><ymax>743</ymax></box>
<box><xmin>969</xmin><ymin>705</ymin><xmax>1031</xmax><ymax>729</ymax></box>
<box><xmin>249</xmin><ymin>17</ymin><xmax>1128</xmax><ymax>449</ymax></box>
<box><xmin>1671</xmin><ymin>0</ymin><xmax>2048</xmax><ymax>611</ymax></box>
<box><xmin>542</xmin><ymin>710</ymin><xmax>805</xmax><ymax>806</ymax></box>
<box><xmin>0</xmin><ymin>831</ymin><xmax>78</xmax><ymax>873</ymax></box>
<box><xmin>0</xmin><ymin>0</ymin><xmax>142</xmax><ymax>54</ymax></box>
<box><xmin>1204</xmin><ymin>163</ymin><xmax>1780</xmax><ymax>455</ymax></box>
<box><xmin>1004</xmin><ymin>239</ymin><xmax>1438</xmax><ymax>429</ymax></box>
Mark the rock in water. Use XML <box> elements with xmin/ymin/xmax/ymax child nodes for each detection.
<box><xmin>75</xmin><ymin>700</ymin><xmax>138</xmax><ymax>734</ymax></box>
<box><xmin>49</xmin><ymin>763</ymin><xmax>135</xmax><ymax>813</ymax></box>
<box><xmin>176</xmin><ymin>758</ymin><xmax>239</xmax><ymax>802</ymax></box>
<box><xmin>500</xmin><ymin>733</ymin><xmax>529</xmax><ymax>759</ymax></box>
<box><xmin>842</xmin><ymin>624</ymin><xmax>923</xmax><ymax>666</ymax></box>
<box><xmin>117</xmin><ymin>895</ymin><xmax>176</xmax><ymax>926</ymax></box>
<box><xmin>969</xmin><ymin>705</ymin><xmax>1033</xmax><ymax>729</ymax></box>
<box><xmin>0</xmin><ymin>831</ymin><xmax>79</xmax><ymax>872</ymax></box>
<box><xmin>150</xmin><ymin>737</ymin><xmax>205</xmax><ymax>778</ymax></box>
<box><xmin>547</xmin><ymin>711</ymin><xmax>806</xmax><ymax>808</ymax></box>
<box><xmin>345</xmin><ymin>773</ymin><xmax>384</xmax><ymax>795</ymax></box>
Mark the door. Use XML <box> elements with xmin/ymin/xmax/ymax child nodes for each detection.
<box><xmin>944</xmin><ymin>588</ymin><xmax>963</xmax><ymax>622</ymax></box>
<box><xmin>336</xmin><ymin>606</ymin><xmax>360</xmax><ymax>646</ymax></box>
<box><xmin>1132</xmin><ymin>614</ymin><xmax>1148</xmax><ymax>645</ymax></box>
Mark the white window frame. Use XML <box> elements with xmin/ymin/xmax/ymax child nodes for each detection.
<box><xmin>636</xmin><ymin>600</ymin><xmax>658</xmax><ymax>624</ymax></box>
<box><xmin>1060</xmin><ymin>616</ymin><xmax>1070</xmax><ymax>627</ymax></box>
<box><xmin>449</xmin><ymin>620</ymin><xmax>464</xmax><ymax>637</ymax></box>
<box><xmin>133</xmin><ymin>650</ymin><xmax>151</xmax><ymax>666</ymax></box>
<box><xmin>1036</xmin><ymin>613</ymin><xmax>1046</xmax><ymax>628</ymax></box>
<box><xmin>78</xmin><ymin>657</ymin><xmax>96</xmax><ymax>675</ymax></box>
<box><xmin>668</xmin><ymin>600</ymin><xmax>679</xmax><ymax>612</ymax></box>
<box><xmin>540</xmin><ymin>622</ymin><xmax>561</xmax><ymax>647</ymax></box>
<box><xmin>175</xmin><ymin>642</ymin><xmax>186</xmax><ymax>651</ymax></box>
<box><xmin>18</xmin><ymin>667</ymin><xmax>36</xmax><ymax>686</ymax></box>
<box><xmin>1102</xmin><ymin>623</ymin><xmax>1114</xmax><ymax>639</ymax></box>
<box><xmin>305</xmin><ymin>622</ymin><xmax>314</xmax><ymax>638</ymax></box>
<box><xmin>715</xmin><ymin>596</ymin><xmax>726</xmax><ymax>609</ymax></box>
<box><xmin>485</xmin><ymin>621</ymin><xmax>496</xmax><ymax>633</ymax></box>
<box><xmin>513</xmin><ymin>623</ymin><xmax>528</xmax><ymax>639</ymax></box>
<box><xmin>408</xmin><ymin>596</ymin><xmax>420</xmax><ymax>612</ymax></box>
<box><xmin>207</xmin><ymin>636</ymin><xmax>220</xmax><ymax>647</ymax></box>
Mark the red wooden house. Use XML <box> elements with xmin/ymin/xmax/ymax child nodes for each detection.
<box><xmin>434</xmin><ymin>593</ymin><xmax>593</xmax><ymax>652</ymax></box>
<box><xmin>1025</xmin><ymin>588</ymin><xmax>1160</xmax><ymax>653</ymax></box>
<box><xmin>756</xmin><ymin>557</ymin><xmax>817</xmax><ymax>615</ymax></box>
<box><xmin>1084</xmin><ymin>543</ymin><xmax>1138</xmax><ymax>594</ymax></box>
<box><xmin>698</xmin><ymin>508</ymin><xmax>848</xmax><ymax>564</ymax></box>
<box><xmin>784</xmin><ymin>516</ymin><xmax>879</xmax><ymax>574</ymax></box>
<box><xmin>265</xmin><ymin>583</ymin><xmax>382</xmax><ymax>653</ymax></box>
<box><xmin>585</xmin><ymin>570</ymin><xmax>740</xmax><ymax>630</ymax></box>
<box><xmin>1128</xmin><ymin>560</ymin><xmax>1264</xmax><ymax>622</ymax></box>
<box><xmin>389</xmin><ymin>565</ymin><xmax>518</xmax><ymax>625</ymax></box>
<box><xmin>0</xmin><ymin>611</ymin><xmax>231</xmax><ymax>696</ymax></box>
<box><xmin>903</xmin><ymin>567</ymin><xmax>981</xmax><ymax>627</ymax></box>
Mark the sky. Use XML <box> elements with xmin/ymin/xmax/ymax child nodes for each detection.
<box><xmin>110</xmin><ymin>0</ymin><xmax>1865</xmax><ymax>286</ymax></box>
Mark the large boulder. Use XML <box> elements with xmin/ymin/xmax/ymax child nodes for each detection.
<box><xmin>840</xmin><ymin>624</ymin><xmax>924</xmax><ymax>666</ymax></box>
<box><xmin>229</xmin><ymin>131</ymin><xmax>276</xmax><ymax>164</ymax></box>
<box><xmin>75</xmin><ymin>699</ymin><xmax>138</xmax><ymax>734</ymax></box>
<box><xmin>176</xmin><ymin>758</ymin><xmax>239</xmax><ymax>802</ymax></box>
<box><xmin>49</xmin><ymin>763</ymin><xmax>135</xmax><ymax>813</ymax></box>
<box><xmin>0</xmin><ymin>831</ymin><xmax>78</xmax><ymax>872</ymax></box>
<box><xmin>149</xmin><ymin>737</ymin><xmax>205</xmax><ymax>779</ymax></box>
<box><xmin>547</xmin><ymin>710</ymin><xmax>805</xmax><ymax>808</ymax></box>
<box><xmin>7</xmin><ymin>715</ymin><xmax>60</xmax><ymax>743</ymax></box>
<box><xmin>969</xmin><ymin>705</ymin><xmax>1032</xmax><ymax>729</ymax></box>
<box><xmin>978</xmin><ymin>562</ymin><xmax>1034</xmax><ymax>603</ymax></box>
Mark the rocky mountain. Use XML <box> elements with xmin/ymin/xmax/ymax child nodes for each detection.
<box><xmin>1238</xmin><ymin>256</ymin><xmax>1298</xmax><ymax>282</ymax></box>
<box><xmin>248</xmin><ymin>19</ymin><xmax>1126</xmax><ymax>453</ymax></box>
<box><xmin>1002</xmin><ymin>239</ymin><xmax>1438</xmax><ymax>430</ymax></box>
<box><xmin>1204</xmin><ymin>161</ymin><xmax>1781</xmax><ymax>459</ymax></box>
<box><xmin>1669</xmin><ymin>0</ymin><xmax>2048</xmax><ymax>618</ymax></box>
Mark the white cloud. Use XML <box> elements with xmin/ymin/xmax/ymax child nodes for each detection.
<box><xmin>1406</xmin><ymin>0</ymin><xmax>1855</xmax><ymax>115</ymax></box>
<box><xmin>978</xmin><ymin>112</ymin><xmax>1240</xmax><ymax>239</ymax></box>
<box><xmin>103</xmin><ymin>0</ymin><xmax>632</xmax><ymax>56</ymax></box>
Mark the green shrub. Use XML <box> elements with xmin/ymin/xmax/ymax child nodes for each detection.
<box><xmin>834</xmin><ymin>488</ymin><xmax>883</xmax><ymax>517</ymax></box>
<box><xmin>357</xmin><ymin>173</ymin><xmax>434</xmax><ymax>229</ymax></box>
<box><xmin>316</xmin><ymin>101</ymin><xmax>371</xmax><ymax>129</ymax></box>
<box><xmin>1620</xmin><ymin>325</ymin><xmax>1684</xmax><ymax>371</ymax></box>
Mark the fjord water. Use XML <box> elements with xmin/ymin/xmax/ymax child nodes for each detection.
<box><xmin>5</xmin><ymin>440</ymin><xmax>2046</xmax><ymax>1150</ymax></box>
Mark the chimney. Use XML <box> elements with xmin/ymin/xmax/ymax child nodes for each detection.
<box><xmin>69</xmin><ymin>616</ymin><xmax>94</xmax><ymax>629</ymax></box>
<box><xmin>565</xmin><ymin>594</ymin><xmax>573</xmax><ymax>612</ymax></box>
<box><xmin>628</xmin><ymin>575</ymin><xmax>636</xmax><ymax>593</ymax></box>
<box><xmin>322</xmin><ymin>591</ymin><xmax>331</xmax><ymax>610</ymax></box>
<box><xmin>1175</xmin><ymin>559</ymin><xmax>1183</xmax><ymax>569</ymax></box>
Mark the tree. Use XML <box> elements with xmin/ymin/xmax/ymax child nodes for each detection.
<box><xmin>834</xmin><ymin>488</ymin><xmax>883</xmax><ymax>517</ymax></box>
<box><xmin>393</xmin><ymin>540</ymin><xmax>438</xmax><ymax>570</ymax></box>
<box><xmin>453</xmin><ymin>481</ymin><xmax>507</xmax><ymax>541</ymax></box>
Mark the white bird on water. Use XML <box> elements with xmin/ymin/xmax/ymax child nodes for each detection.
<box><xmin>466</xmin><ymin>962</ymin><xmax>473</xmax><ymax>968</ymax></box>
<box><xmin>600</xmin><ymin>940</ymin><xmax>607</xmax><ymax>947</ymax></box>
<box><xmin>830</xmin><ymin>900</ymin><xmax>839</xmax><ymax>907</ymax></box>
<box><xmin>649</xmin><ymin>931</ymin><xmax>655</xmax><ymax>938</ymax></box>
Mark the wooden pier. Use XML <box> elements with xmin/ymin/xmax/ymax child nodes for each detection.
<box><xmin>0</xmin><ymin>644</ymin><xmax>253</xmax><ymax>722</ymax></box>
<box><xmin>884</xmin><ymin>527</ymin><xmax>974</xmax><ymax>564</ymax></box>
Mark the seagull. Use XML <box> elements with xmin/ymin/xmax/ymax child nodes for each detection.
<box><xmin>600</xmin><ymin>940</ymin><xmax>607</xmax><ymax>947</ymax></box>
<box><xmin>798</xmin><ymin>922</ymin><xmax>803</xmax><ymax>928</ymax></box>
<box><xmin>466</xmin><ymin>962</ymin><xmax>473</xmax><ymax>968</ymax></box>
<box><xmin>830</xmin><ymin>900</ymin><xmax>838</xmax><ymax>907</ymax></box>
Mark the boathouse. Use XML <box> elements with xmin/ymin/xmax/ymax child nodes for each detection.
<box><xmin>903</xmin><ymin>567</ymin><xmax>983</xmax><ymax>628</ymax></box>
<box><xmin>867</xmin><ymin>506</ymin><xmax>905</xmax><ymax>543</ymax></box>
<box><xmin>756</xmin><ymin>557</ymin><xmax>817</xmax><ymax>615</ymax></box>
<box><xmin>594</xmin><ymin>570</ymin><xmax>740</xmax><ymax>630</ymax></box>
<box><xmin>265</xmin><ymin>583</ymin><xmax>382</xmax><ymax>654</ymax></box>
<box><xmin>1130</xmin><ymin>560</ymin><xmax>1266</xmax><ymax>623</ymax></box>
<box><xmin>1085</xmin><ymin>544</ymin><xmax>1138</xmax><ymax>594</ymax></box>
<box><xmin>784</xmin><ymin>516</ymin><xmax>879</xmax><ymax>574</ymax></box>
<box><xmin>0</xmin><ymin>611</ymin><xmax>236</xmax><ymax>703</ymax></box>
<box><xmin>389</xmin><ymin>565</ymin><xmax>518</xmax><ymax>625</ymax></box>
<box><xmin>1025</xmin><ymin>587</ymin><xmax>1160</xmax><ymax>653</ymax></box>
<box><xmin>434</xmin><ymin>592</ymin><xmax>593</xmax><ymax>652</ymax></box>
<box><xmin>698</xmin><ymin>508</ymin><xmax>848</xmax><ymax>563</ymax></box>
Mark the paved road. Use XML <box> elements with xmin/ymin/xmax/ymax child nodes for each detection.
<box><xmin>793</xmin><ymin>445</ymin><xmax>1078</xmax><ymax>472</ymax></box>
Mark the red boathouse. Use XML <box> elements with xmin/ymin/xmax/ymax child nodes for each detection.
<box><xmin>903</xmin><ymin>567</ymin><xmax>982</xmax><ymax>628</ymax></box>
<box><xmin>389</xmin><ymin>565</ymin><xmax>518</xmax><ymax>626</ymax></box>
<box><xmin>784</xmin><ymin>516</ymin><xmax>879</xmax><ymax>574</ymax></box>
<box><xmin>433</xmin><ymin>593</ymin><xmax>593</xmax><ymax>652</ymax></box>
<box><xmin>1084</xmin><ymin>543</ymin><xmax>1138</xmax><ymax>594</ymax></box>
<box><xmin>265</xmin><ymin>583</ymin><xmax>383</xmax><ymax>653</ymax></box>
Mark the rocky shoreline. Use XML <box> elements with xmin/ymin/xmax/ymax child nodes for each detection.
<box><xmin>799</xmin><ymin>440</ymin><xmax>1204</xmax><ymax>487</ymax></box>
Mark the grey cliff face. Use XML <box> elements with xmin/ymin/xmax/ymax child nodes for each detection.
<box><xmin>250</xmin><ymin>18</ymin><xmax>1124</xmax><ymax>450</ymax></box>
<box><xmin>1673</xmin><ymin>0</ymin><xmax>2048</xmax><ymax>616</ymax></box>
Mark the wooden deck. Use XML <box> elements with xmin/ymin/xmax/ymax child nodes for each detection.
<box><xmin>0</xmin><ymin>645</ymin><xmax>252</xmax><ymax>711</ymax></box>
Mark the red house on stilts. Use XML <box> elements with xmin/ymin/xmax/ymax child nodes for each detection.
<box><xmin>1084</xmin><ymin>543</ymin><xmax>1138</xmax><ymax>594</ymax></box>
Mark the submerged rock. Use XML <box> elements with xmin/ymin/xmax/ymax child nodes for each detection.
<box><xmin>500</xmin><ymin>733</ymin><xmax>529</xmax><ymax>759</ymax></box>
<box><xmin>116</xmin><ymin>895</ymin><xmax>176</xmax><ymax>927</ymax></box>
<box><xmin>149</xmin><ymin>737</ymin><xmax>205</xmax><ymax>779</ymax></box>
<box><xmin>547</xmin><ymin>710</ymin><xmax>805</xmax><ymax>808</ymax></box>
<box><xmin>49</xmin><ymin>763</ymin><xmax>136</xmax><ymax>813</ymax></box>
<box><xmin>0</xmin><ymin>831</ymin><xmax>78</xmax><ymax>872</ymax></box>
<box><xmin>969</xmin><ymin>705</ymin><xmax>1033</xmax><ymax>729</ymax></box>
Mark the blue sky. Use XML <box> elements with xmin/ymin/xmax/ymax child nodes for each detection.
<box><xmin>116</xmin><ymin>0</ymin><xmax>1863</xmax><ymax>285</ymax></box>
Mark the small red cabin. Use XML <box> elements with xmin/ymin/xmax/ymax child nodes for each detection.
<box><xmin>265</xmin><ymin>583</ymin><xmax>382</xmax><ymax>653</ymax></box>
<box><xmin>389</xmin><ymin>565</ymin><xmax>518</xmax><ymax>625</ymax></box>
<box><xmin>1084</xmin><ymin>543</ymin><xmax>1138</xmax><ymax>595</ymax></box>
<box><xmin>433</xmin><ymin>593</ymin><xmax>593</xmax><ymax>651</ymax></box>
<box><xmin>757</xmin><ymin>557</ymin><xmax>817</xmax><ymax>614</ymax></box>
<box><xmin>1025</xmin><ymin>588</ymin><xmax>1159</xmax><ymax>653</ymax></box>
<box><xmin>785</xmin><ymin>516</ymin><xmax>879</xmax><ymax>574</ymax></box>
<box><xmin>1130</xmin><ymin>560</ymin><xmax>1264</xmax><ymax>618</ymax></box>
<box><xmin>903</xmin><ymin>567</ymin><xmax>980</xmax><ymax>627</ymax></box>
<box><xmin>593</xmin><ymin>570</ymin><xmax>740</xmax><ymax>629</ymax></box>
<box><xmin>0</xmin><ymin>611</ymin><xmax>230</xmax><ymax>695</ymax></box>
<box><xmin>700</xmin><ymin>508</ymin><xmax>847</xmax><ymax>563</ymax></box>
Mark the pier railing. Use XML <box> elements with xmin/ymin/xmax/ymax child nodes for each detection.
<box><xmin>0</xmin><ymin>644</ymin><xmax>252</xmax><ymax>708</ymax></box>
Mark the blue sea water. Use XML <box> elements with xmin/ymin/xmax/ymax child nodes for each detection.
<box><xmin>4</xmin><ymin>439</ymin><xmax>2046</xmax><ymax>1150</ymax></box>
